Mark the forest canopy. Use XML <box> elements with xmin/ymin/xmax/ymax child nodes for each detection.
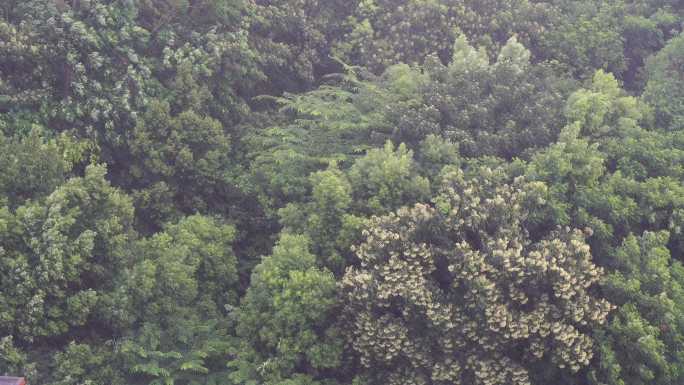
<box><xmin>0</xmin><ymin>1</ymin><xmax>683</xmax><ymax>385</ymax></box>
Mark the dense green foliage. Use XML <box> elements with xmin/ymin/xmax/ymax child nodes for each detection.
<box><xmin>343</xmin><ymin>169</ymin><xmax>613</xmax><ymax>385</ymax></box>
<box><xmin>1</xmin><ymin>1</ymin><xmax>683</xmax><ymax>384</ymax></box>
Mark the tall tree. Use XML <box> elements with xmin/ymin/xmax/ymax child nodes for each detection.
<box><xmin>342</xmin><ymin>167</ymin><xmax>613</xmax><ymax>385</ymax></box>
<box><xmin>590</xmin><ymin>231</ymin><xmax>684</xmax><ymax>385</ymax></box>
<box><xmin>643</xmin><ymin>33</ymin><xmax>684</xmax><ymax>131</ymax></box>
<box><xmin>230</xmin><ymin>234</ymin><xmax>344</xmax><ymax>385</ymax></box>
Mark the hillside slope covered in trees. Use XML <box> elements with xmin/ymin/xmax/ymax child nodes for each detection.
<box><xmin>1</xmin><ymin>1</ymin><xmax>683</xmax><ymax>384</ymax></box>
